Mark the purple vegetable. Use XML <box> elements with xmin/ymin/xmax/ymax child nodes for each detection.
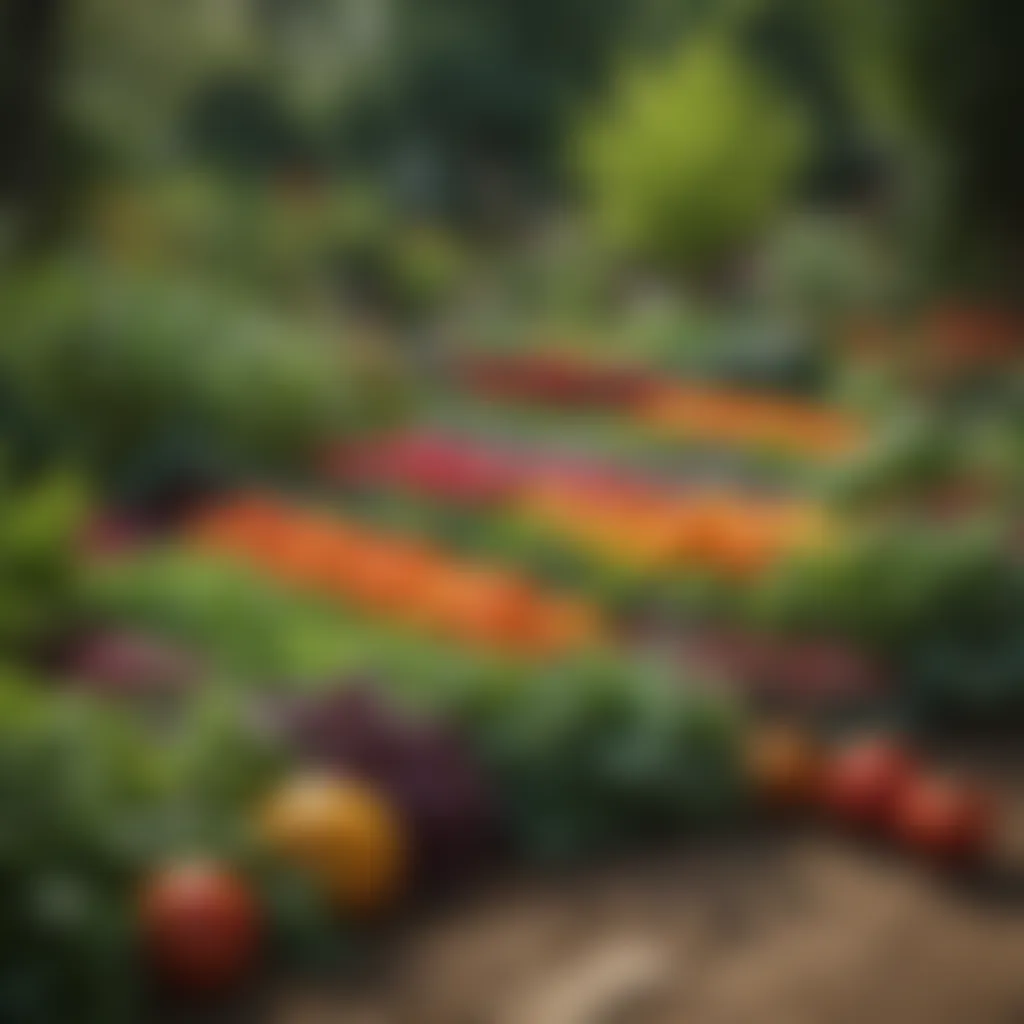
<box><xmin>275</xmin><ymin>683</ymin><xmax>497</xmax><ymax>882</ymax></box>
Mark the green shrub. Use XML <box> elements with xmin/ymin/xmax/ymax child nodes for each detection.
<box><xmin>0</xmin><ymin>260</ymin><xmax>365</xmax><ymax>498</ymax></box>
<box><xmin>576</xmin><ymin>32</ymin><xmax>808</xmax><ymax>277</ymax></box>
<box><xmin>0</xmin><ymin>677</ymin><xmax>276</xmax><ymax>1023</ymax></box>
<box><xmin>0</xmin><ymin>467</ymin><xmax>88</xmax><ymax>656</ymax></box>
<box><xmin>750</xmin><ymin>517</ymin><xmax>1024</xmax><ymax>722</ymax></box>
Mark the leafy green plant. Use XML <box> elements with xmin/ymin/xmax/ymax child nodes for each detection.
<box><xmin>466</xmin><ymin>656</ymin><xmax>744</xmax><ymax>860</ymax></box>
<box><xmin>0</xmin><ymin>678</ymin><xmax>276</xmax><ymax>1023</ymax></box>
<box><xmin>823</xmin><ymin>408</ymin><xmax>1024</xmax><ymax>511</ymax></box>
<box><xmin>87</xmin><ymin>545</ymin><xmax>745</xmax><ymax>856</ymax></box>
<box><xmin>0</xmin><ymin>260</ymin><xmax>365</xmax><ymax>499</ymax></box>
<box><xmin>0</xmin><ymin>466</ymin><xmax>88</xmax><ymax>656</ymax></box>
<box><xmin>83</xmin><ymin>545</ymin><xmax>500</xmax><ymax>694</ymax></box>
<box><xmin>749</xmin><ymin>517</ymin><xmax>1024</xmax><ymax>722</ymax></box>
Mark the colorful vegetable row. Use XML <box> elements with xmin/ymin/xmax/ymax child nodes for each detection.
<box><xmin>326</xmin><ymin>429</ymin><xmax>663</xmax><ymax>507</ymax></box>
<box><xmin>518</xmin><ymin>484</ymin><xmax>829</xmax><ymax>579</ymax></box>
<box><xmin>190</xmin><ymin>495</ymin><xmax>606</xmax><ymax>656</ymax></box>
<box><xmin>455</xmin><ymin>350</ymin><xmax>866</xmax><ymax>458</ymax></box>
<box><xmin>329</xmin><ymin>430</ymin><xmax>832</xmax><ymax>579</ymax></box>
<box><xmin>637</xmin><ymin>385</ymin><xmax>865</xmax><ymax>458</ymax></box>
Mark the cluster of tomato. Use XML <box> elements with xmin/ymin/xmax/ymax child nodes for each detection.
<box><xmin>638</xmin><ymin>385</ymin><xmax>865</xmax><ymax>458</ymax></box>
<box><xmin>190</xmin><ymin>496</ymin><xmax>605</xmax><ymax>656</ymax></box>
<box><xmin>139</xmin><ymin>774</ymin><xmax>409</xmax><ymax>996</ymax></box>
<box><xmin>746</xmin><ymin>726</ymin><xmax>996</xmax><ymax>867</ymax></box>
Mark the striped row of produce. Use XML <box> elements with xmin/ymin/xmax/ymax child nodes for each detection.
<box><xmin>190</xmin><ymin>495</ymin><xmax>605</xmax><ymax>656</ymax></box>
<box><xmin>329</xmin><ymin>430</ymin><xmax>832</xmax><ymax>579</ymax></box>
<box><xmin>639</xmin><ymin>385</ymin><xmax>863</xmax><ymax>458</ymax></box>
<box><xmin>457</xmin><ymin>351</ymin><xmax>865</xmax><ymax>458</ymax></box>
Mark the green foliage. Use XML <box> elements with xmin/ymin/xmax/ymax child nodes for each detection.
<box><xmin>0</xmin><ymin>466</ymin><xmax>88</xmax><ymax>655</ymax></box>
<box><xmin>0</xmin><ymin>260</ymin><xmax>358</xmax><ymax>496</ymax></box>
<box><xmin>824</xmin><ymin>409</ymin><xmax>1024</xmax><ymax>511</ymax></box>
<box><xmin>576</xmin><ymin>32</ymin><xmax>809</xmax><ymax>275</ymax></box>
<box><xmin>755</xmin><ymin>214</ymin><xmax>905</xmax><ymax>326</ymax></box>
<box><xmin>0</xmin><ymin>678</ymin><xmax>276</xmax><ymax>1023</ymax></box>
<box><xmin>750</xmin><ymin>517</ymin><xmax>1024</xmax><ymax>721</ymax></box>
<box><xmin>84</xmin><ymin>545</ymin><xmax>498</xmax><ymax>694</ymax></box>
<box><xmin>466</xmin><ymin>657</ymin><xmax>744</xmax><ymax>859</ymax></box>
<box><xmin>897</xmin><ymin>0</ymin><xmax>1024</xmax><ymax>295</ymax></box>
<box><xmin>86</xmin><ymin>547</ymin><xmax>361</xmax><ymax>685</ymax></box>
<box><xmin>86</xmin><ymin>545</ymin><xmax>744</xmax><ymax>855</ymax></box>
<box><xmin>88</xmin><ymin>176</ymin><xmax>468</xmax><ymax>321</ymax></box>
<box><xmin>352</xmin><ymin>0</ymin><xmax>688</xmax><ymax>203</ymax></box>
<box><xmin>752</xmin><ymin>518</ymin><xmax>1009</xmax><ymax>643</ymax></box>
<box><xmin>823</xmin><ymin>413</ymin><xmax>955</xmax><ymax>508</ymax></box>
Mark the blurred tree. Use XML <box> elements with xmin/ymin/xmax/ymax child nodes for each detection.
<box><xmin>330</xmin><ymin>0</ymin><xmax>701</xmax><ymax>218</ymax></box>
<box><xmin>65</xmin><ymin>0</ymin><xmax>258</xmax><ymax>172</ymax></box>
<box><xmin>576</xmin><ymin>31</ymin><xmax>808</xmax><ymax>280</ymax></box>
<box><xmin>899</xmin><ymin>0</ymin><xmax>1024</xmax><ymax>300</ymax></box>
<box><xmin>735</xmin><ymin>0</ymin><xmax>883</xmax><ymax>203</ymax></box>
<box><xmin>786</xmin><ymin>0</ymin><xmax>1024</xmax><ymax>301</ymax></box>
<box><xmin>0</xmin><ymin>0</ymin><xmax>68</xmax><ymax>250</ymax></box>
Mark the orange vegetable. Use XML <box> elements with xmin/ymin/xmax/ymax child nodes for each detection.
<box><xmin>637</xmin><ymin>385</ymin><xmax>864</xmax><ymax>457</ymax></box>
<box><xmin>191</xmin><ymin>497</ymin><xmax>604</xmax><ymax>656</ymax></box>
<box><xmin>745</xmin><ymin>724</ymin><xmax>823</xmax><ymax>809</ymax></box>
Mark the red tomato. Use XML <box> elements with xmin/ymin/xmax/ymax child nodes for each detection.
<box><xmin>139</xmin><ymin>860</ymin><xmax>262</xmax><ymax>994</ymax></box>
<box><xmin>891</xmin><ymin>775</ymin><xmax>994</xmax><ymax>866</ymax></box>
<box><xmin>819</xmin><ymin>737</ymin><xmax>917</xmax><ymax>831</ymax></box>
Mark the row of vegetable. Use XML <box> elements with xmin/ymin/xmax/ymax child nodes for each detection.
<box><xmin>327</xmin><ymin>429</ymin><xmax>831</xmax><ymax>611</ymax></box>
<box><xmin>457</xmin><ymin>349</ymin><xmax>865</xmax><ymax>458</ymax></box>
<box><xmin>189</xmin><ymin>495</ymin><xmax>605</xmax><ymax>656</ymax></box>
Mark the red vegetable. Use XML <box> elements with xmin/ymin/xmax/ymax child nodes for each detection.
<box><xmin>891</xmin><ymin>775</ymin><xmax>994</xmax><ymax>866</ymax></box>
<box><xmin>819</xmin><ymin>737</ymin><xmax>916</xmax><ymax>831</ymax></box>
<box><xmin>139</xmin><ymin>860</ymin><xmax>262</xmax><ymax>994</ymax></box>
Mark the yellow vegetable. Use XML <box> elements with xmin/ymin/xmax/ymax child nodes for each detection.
<box><xmin>258</xmin><ymin>774</ymin><xmax>408</xmax><ymax>916</ymax></box>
